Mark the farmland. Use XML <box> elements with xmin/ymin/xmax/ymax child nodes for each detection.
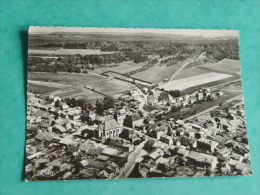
<box><xmin>173</xmin><ymin>59</ymin><xmax>240</xmax><ymax>80</ymax></box>
<box><xmin>159</xmin><ymin>72</ymin><xmax>234</xmax><ymax>91</ymax></box>
<box><xmin>27</xmin><ymin>72</ymin><xmax>136</xmax><ymax>104</ymax></box>
<box><xmin>198</xmin><ymin>59</ymin><xmax>241</xmax><ymax>75</ymax></box>
<box><xmin>132</xmin><ymin>58</ymin><xmax>193</xmax><ymax>84</ymax></box>
<box><xmin>27</xmin><ymin>83</ymin><xmax>61</xmax><ymax>94</ymax></box>
<box><xmin>91</xmin><ymin>61</ymin><xmax>143</xmax><ymax>75</ymax></box>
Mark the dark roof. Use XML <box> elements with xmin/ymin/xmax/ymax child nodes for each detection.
<box><xmin>104</xmin><ymin>119</ymin><xmax>119</xmax><ymax>130</ymax></box>
<box><xmin>132</xmin><ymin>113</ymin><xmax>142</xmax><ymax>121</ymax></box>
<box><xmin>67</xmin><ymin>145</ymin><xmax>79</xmax><ymax>153</ymax></box>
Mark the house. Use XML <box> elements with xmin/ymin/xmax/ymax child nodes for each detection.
<box><xmin>27</xmin><ymin>151</ymin><xmax>45</xmax><ymax>160</ymax></box>
<box><xmin>58</xmin><ymin>102</ymin><xmax>69</xmax><ymax>110</ymax></box>
<box><xmin>186</xmin><ymin>151</ymin><xmax>218</xmax><ymax>170</ymax></box>
<box><xmin>169</xmin><ymin>146</ymin><xmax>189</xmax><ymax>157</ymax></box>
<box><xmin>53</xmin><ymin>124</ymin><xmax>67</xmax><ymax>133</ymax></box>
<box><xmin>160</xmin><ymin>135</ymin><xmax>173</xmax><ymax>145</ymax></box>
<box><xmin>168</xmin><ymin>95</ymin><xmax>177</xmax><ymax>104</ymax></box>
<box><xmin>184</xmin><ymin>95</ymin><xmax>190</xmax><ymax>100</ymax></box>
<box><xmin>197</xmin><ymin>138</ymin><xmax>219</xmax><ymax>153</ymax></box>
<box><xmin>94</xmin><ymin>119</ymin><xmax>121</xmax><ymax>140</ymax></box>
<box><xmin>189</xmin><ymin>96</ymin><xmax>198</xmax><ymax>104</ymax></box>
<box><xmin>177</xmin><ymin>96</ymin><xmax>184</xmax><ymax>102</ymax></box>
<box><xmin>124</xmin><ymin>113</ymin><xmax>144</xmax><ymax>128</ymax></box>
<box><xmin>231</xmin><ymin>153</ymin><xmax>244</xmax><ymax>162</ymax></box>
<box><xmin>182</xmin><ymin>100</ymin><xmax>189</xmax><ymax>107</ymax></box>
<box><xmin>96</xmin><ymin>154</ymin><xmax>110</xmax><ymax>162</ymax></box>
<box><xmin>147</xmin><ymin>148</ymin><xmax>164</xmax><ymax>161</ymax></box>
<box><xmin>197</xmin><ymin>93</ymin><xmax>204</xmax><ymax>100</ymax></box>
<box><xmin>217</xmin><ymin>91</ymin><xmax>224</xmax><ymax>96</ymax></box>
<box><xmin>176</xmin><ymin>119</ymin><xmax>185</xmax><ymax>126</ymax></box>
<box><xmin>179</xmin><ymin>136</ymin><xmax>197</xmax><ymax>149</ymax></box>
<box><xmin>101</xmin><ymin>148</ymin><xmax>119</xmax><ymax>157</ymax></box>
<box><xmin>114</xmin><ymin>108</ymin><xmax>126</xmax><ymax>127</ymax></box>
<box><xmin>228</xmin><ymin>159</ymin><xmax>252</xmax><ymax>174</ymax></box>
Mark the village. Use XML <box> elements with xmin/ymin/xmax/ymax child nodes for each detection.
<box><xmin>25</xmin><ymin>82</ymin><xmax>251</xmax><ymax>180</ymax></box>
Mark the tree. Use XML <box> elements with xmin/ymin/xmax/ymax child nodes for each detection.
<box><xmin>169</xmin><ymin>90</ymin><xmax>181</xmax><ymax>97</ymax></box>
<box><xmin>54</xmin><ymin>100</ymin><xmax>60</xmax><ymax>108</ymax></box>
<box><xmin>103</xmin><ymin>96</ymin><xmax>115</xmax><ymax>110</ymax></box>
<box><xmin>80</xmin><ymin>113</ymin><xmax>89</xmax><ymax>122</ymax></box>
<box><xmin>143</xmin><ymin>118</ymin><xmax>150</xmax><ymax>125</ymax></box>
<box><xmin>87</xmin><ymin>103</ymin><xmax>94</xmax><ymax>111</ymax></box>
<box><xmin>70</xmin><ymin>98</ymin><xmax>77</xmax><ymax>107</ymax></box>
<box><xmin>96</xmin><ymin>99</ymin><xmax>104</xmax><ymax>115</ymax></box>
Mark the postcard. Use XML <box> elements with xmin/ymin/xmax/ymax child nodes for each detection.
<box><xmin>25</xmin><ymin>27</ymin><xmax>251</xmax><ymax>181</ymax></box>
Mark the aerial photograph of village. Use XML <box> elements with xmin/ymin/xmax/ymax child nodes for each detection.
<box><xmin>25</xmin><ymin>27</ymin><xmax>252</xmax><ymax>181</ymax></box>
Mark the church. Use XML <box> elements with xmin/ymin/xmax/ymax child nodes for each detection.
<box><xmin>94</xmin><ymin>119</ymin><xmax>122</xmax><ymax>141</ymax></box>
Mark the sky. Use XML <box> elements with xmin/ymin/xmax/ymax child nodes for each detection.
<box><xmin>29</xmin><ymin>26</ymin><xmax>238</xmax><ymax>38</ymax></box>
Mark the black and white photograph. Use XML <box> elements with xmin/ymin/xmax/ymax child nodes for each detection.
<box><xmin>25</xmin><ymin>27</ymin><xmax>252</xmax><ymax>181</ymax></box>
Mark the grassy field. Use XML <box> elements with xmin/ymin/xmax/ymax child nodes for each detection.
<box><xmin>198</xmin><ymin>59</ymin><xmax>241</xmax><ymax>75</ymax></box>
<box><xmin>173</xmin><ymin>59</ymin><xmax>240</xmax><ymax>80</ymax></box>
<box><xmin>54</xmin><ymin>87</ymin><xmax>105</xmax><ymax>104</ymax></box>
<box><xmin>160</xmin><ymin>72</ymin><xmax>234</xmax><ymax>91</ymax></box>
<box><xmin>132</xmin><ymin>60</ymin><xmax>189</xmax><ymax>84</ymax></box>
<box><xmin>28</xmin><ymin>72</ymin><xmax>109</xmax><ymax>86</ymax></box>
<box><xmin>28</xmin><ymin>72</ymin><xmax>136</xmax><ymax>103</ymax></box>
<box><xmin>92</xmin><ymin>61</ymin><xmax>143</xmax><ymax>75</ymax></box>
<box><xmin>28</xmin><ymin>83</ymin><xmax>60</xmax><ymax>94</ymax></box>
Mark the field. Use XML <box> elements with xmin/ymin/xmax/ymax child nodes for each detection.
<box><xmin>52</xmin><ymin>88</ymin><xmax>105</xmax><ymax>104</ymax></box>
<box><xmin>92</xmin><ymin>61</ymin><xmax>143</xmax><ymax>75</ymax></box>
<box><xmin>173</xmin><ymin>59</ymin><xmax>240</xmax><ymax>80</ymax></box>
<box><xmin>28</xmin><ymin>80</ymin><xmax>72</xmax><ymax>88</ymax></box>
<box><xmin>28</xmin><ymin>72</ymin><xmax>136</xmax><ymax>104</ymax></box>
<box><xmin>160</xmin><ymin>72</ymin><xmax>234</xmax><ymax>91</ymax></box>
<box><xmin>199</xmin><ymin>59</ymin><xmax>241</xmax><ymax>75</ymax></box>
<box><xmin>27</xmin><ymin>83</ymin><xmax>60</xmax><ymax>94</ymax></box>
<box><xmin>132</xmin><ymin>59</ymin><xmax>192</xmax><ymax>84</ymax></box>
<box><xmin>28</xmin><ymin>49</ymin><xmax>114</xmax><ymax>56</ymax></box>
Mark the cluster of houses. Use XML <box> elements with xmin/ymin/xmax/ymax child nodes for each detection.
<box><xmin>26</xmin><ymin>92</ymin><xmax>134</xmax><ymax>180</ymax></box>
<box><xmin>155</xmin><ymin>88</ymin><xmax>224</xmax><ymax>108</ymax></box>
<box><xmin>26</xmin><ymin>85</ymin><xmax>251</xmax><ymax>180</ymax></box>
<box><xmin>134</xmin><ymin>103</ymin><xmax>251</xmax><ymax>177</ymax></box>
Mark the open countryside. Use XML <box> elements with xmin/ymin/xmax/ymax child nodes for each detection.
<box><xmin>160</xmin><ymin>72</ymin><xmax>234</xmax><ymax>91</ymax></box>
<box><xmin>28</xmin><ymin>72</ymin><xmax>136</xmax><ymax>103</ymax></box>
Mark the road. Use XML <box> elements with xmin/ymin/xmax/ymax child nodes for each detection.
<box><xmin>154</xmin><ymin>53</ymin><xmax>205</xmax><ymax>90</ymax></box>
<box><xmin>169</xmin><ymin>53</ymin><xmax>205</xmax><ymax>82</ymax></box>
<box><xmin>117</xmin><ymin>140</ymin><xmax>147</xmax><ymax>178</ymax></box>
<box><xmin>117</xmin><ymin>126</ymin><xmax>170</xmax><ymax>178</ymax></box>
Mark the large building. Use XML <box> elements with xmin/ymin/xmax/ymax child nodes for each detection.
<box><xmin>94</xmin><ymin>119</ymin><xmax>122</xmax><ymax>141</ymax></box>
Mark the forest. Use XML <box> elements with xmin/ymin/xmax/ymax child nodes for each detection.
<box><xmin>28</xmin><ymin>33</ymin><xmax>239</xmax><ymax>73</ymax></box>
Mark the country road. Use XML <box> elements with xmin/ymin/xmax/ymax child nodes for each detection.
<box><xmin>155</xmin><ymin>53</ymin><xmax>205</xmax><ymax>90</ymax></box>
<box><xmin>169</xmin><ymin>53</ymin><xmax>205</xmax><ymax>82</ymax></box>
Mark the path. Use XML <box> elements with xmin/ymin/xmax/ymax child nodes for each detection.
<box><xmin>169</xmin><ymin>53</ymin><xmax>205</xmax><ymax>82</ymax></box>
